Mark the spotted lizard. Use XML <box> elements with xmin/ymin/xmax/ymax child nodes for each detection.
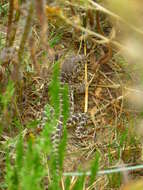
<box><xmin>38</xmin><ymin>53</ymin><xmax>90</xmax><ymax>170</ymax></box>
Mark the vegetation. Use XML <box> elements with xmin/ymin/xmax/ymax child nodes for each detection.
<box><xmin>0</xmin><ymin>0</ymin><xmax>143</xmax><ymax>189</ymax></box>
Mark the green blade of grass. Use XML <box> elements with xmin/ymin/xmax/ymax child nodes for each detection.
<box><xmin>72</xmin><ymin>175</ymin><xmax>85</xmax><ymax>190</ymax></box>
<box><xmin>89</xmin><ymin>151</ymin><xmax>100</xmax><ymax>185</ymax></box>
<box><xmin>64</xmin><ymin>176</ymin><xmax>71</xmax><ymax>190</ymax></box>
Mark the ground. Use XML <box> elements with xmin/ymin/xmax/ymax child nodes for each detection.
<box><xmin>0</xmin><ymin>1</ymin><xmax>143</xmax><ymax>189</ymax></box>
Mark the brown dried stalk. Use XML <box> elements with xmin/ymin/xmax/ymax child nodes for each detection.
<box><xmin>18</xmin><ymin>2</ymin><xmax>34</xmax><ymax>63</ymax></box>
<box><xmin>8</xmin><ymin>1</ymin><xmax>21</xmax><ymax>46</ymax></box>
<box><xmin>87</xmin><ymin>8</ymin><xmax>94</xmax><ymax>28</ymax></box>
<box><xmin>12</xmin><ymin>1</ymin><xmax>34</xmax><ymax>85</ymax></box>
<box><xmin>6</xmin><ymin>0</ymin><xmax>14</xmax><ymax>47</ymax></box>
<box><xmin>29</xmin><ymin>35</ymin><xmax>40</xmax><ymax>73</ymax></box>
<box><xmin>95</xmin><ymin>10</ymin><xmax>112</xmax><ymax>65</ymax></box>
<box><xmin>35</xmin><ymin>0</ymin><xmax>55</xmax><ymax>63</ymax></box>
<box><xmin>69</xmin><ymin>0</ymin><xmax>76</xmax><ymax>16</ymax></box>
<box><xmin>35</xmin><ymin>0</ymin><xmax>47</xmax><ymax>46</ymax></box>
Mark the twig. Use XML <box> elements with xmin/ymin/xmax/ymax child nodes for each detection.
<box><xmin>84</xmin><ymin>38</ymin><xmax>88</xmax><ymax>113</ymax></box>
<box><xmin>63</xmin><ymin>164</ymin><xmax>143</xmax><ymax>176</ymax></box>
<box><xmin>88</xmin><ymin>0</ymin><xmax>143</xmax><ymax>35</ymax></box>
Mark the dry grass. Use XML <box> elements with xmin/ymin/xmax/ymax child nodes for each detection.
<box><xmin>0</xmin><ymin>0</ymin><xmax>143</xmax><ymax>189</ymax></box>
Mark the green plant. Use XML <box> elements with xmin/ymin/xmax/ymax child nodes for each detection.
<box><xmin>1</xmin><ymin>1</ymin><xmax>143</xmax><ymax>189</ymax></box>
<box><xmin>4</xmin><ymin>61</ymin><xmax>69</xmax><ymax>189</ymax></box>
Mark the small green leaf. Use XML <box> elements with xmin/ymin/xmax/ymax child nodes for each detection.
<box><xmin>1</xmin><ymin>80</ymin><xmax>15</xmax><ymax>108</ymax></box>
<box><xmin>58</xmin><ymin>127</ymin><xmax>67</xmax><ymax>171</ymax></box>
<box><xmin>89</xmin><ymin>151</ymin><xmax>100</xmax><ymax>185</ymax></box>
<box><xmin>49</xmin><ymin>61</ymin><xmax>60</xmax><ymax>119</ymax></box>
<box><xmin>72</xmin><ymin>175</ymin><xmax>85</xmax><ymax>190</ymax></box>
<box><xmin>49</xmin><ymin>34</ymin><xmax>62</xmax><ymax>48</ymax></box>
<box><xmin>64</xmin><ymin>177</ymin><xmax>71</xmax><ymax>190</ymax></box>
